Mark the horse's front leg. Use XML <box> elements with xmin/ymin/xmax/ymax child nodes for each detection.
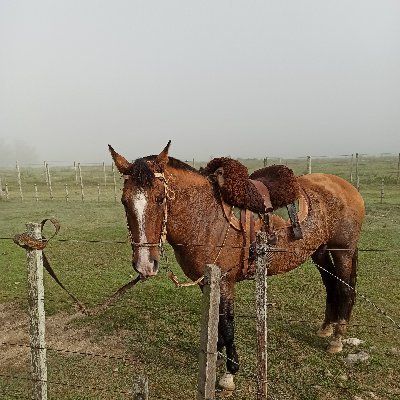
<box><xmin>217</xmin><ymin>279</ymin><xmax>238</xmax><ymax>391</ymax></box>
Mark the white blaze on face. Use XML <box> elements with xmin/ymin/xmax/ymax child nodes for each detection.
<box><xmin>133</xmin><ymin>189</ymin><xmax>150</xmax><ymax>268</ymax></box>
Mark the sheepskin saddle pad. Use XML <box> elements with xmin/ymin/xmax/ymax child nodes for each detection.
<box><xmin>202</xmin><ymin>157</ymin><xmax>305</xmax><ymax>240</ymax></box>
<box><xmin>202</xmin><ymin>157</ymin><xmax>301</xmax><ymax>213</ymax></box>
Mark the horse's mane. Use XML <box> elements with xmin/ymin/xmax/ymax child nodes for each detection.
<box><xmin>126</xmin><ymin>155</ymin><xmax>200</xmax><ymax>188</ymax></box>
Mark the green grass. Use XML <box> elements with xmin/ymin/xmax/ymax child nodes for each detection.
<box><xmin>1</xmin><ymin>156</ymin><xmax>399</xmax><ymax>399</ymax></box>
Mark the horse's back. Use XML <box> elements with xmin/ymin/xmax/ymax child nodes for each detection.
<box><xmin>299</xmin><ymin>172</ymin><xmax>362</xmax><ymax>202</ymax></box>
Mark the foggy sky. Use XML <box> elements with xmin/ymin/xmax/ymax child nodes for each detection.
<box><xmin>1</xmin><ymin>1</ymin><xmax>399</xmax><ymax>165</ymax></box>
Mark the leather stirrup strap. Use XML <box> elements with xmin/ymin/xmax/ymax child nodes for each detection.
<box><xmin>286</xmin><ymin>202</ymin><xmax>303</xmax><ymax>240</ymax></box>
<box><xmin>249</xmin><ymin>179</ymin><xmax>273</xmax><ymax>212</ymax></box>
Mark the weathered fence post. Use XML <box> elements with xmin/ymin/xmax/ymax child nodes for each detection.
<box><xmin>5</xmin><ymin>183</ymin><xmax>9</xmax><ymax>200</ymax></box>
<box><xmin>197</xmin><ymin>264</ymin><xmax>220</xmax><ymax>400</ymax></box>
<box><xmin>34</xmin><ymin>184</ymin><xmax>39</xmax><ymax>202</ymax></box>
<box><xmin>45</xmin><ymin>163</ymin><xmax>53</xmax><ymax>200</ymax></box>
<box><xmin>16</xmin><ymin>161</ymin><xmax>23</xmax><ymax>201</ymax></box>
<box><xmin>112</xmin><ymin>163</ymin><xmax>117</xmax><ymax>204</ymax></box>
<box><xmin>132</xmin><ymin>375</ymin><xmax>149</xmax><ymax>400</ymax></box>
<box><xmin>64</xmin><ymin>184</ymin><xmax>69</xmax><ymax>202</ymax></box>
<box><xmin>43</xmin><ymin>161</ymin><xmax>48</xmax><ymax>185</ymax></box>
<box><xmin>307</xmin><ymin>155</ymin><xmax>312</xmax><ymax>174</ymax></box>
<box><xmin>350</xmin><ymin>153</ymin><xmax>354</xmax><ymax>183</ymax></box>
<box><xmin>380</xmin><ymin>178</ymin><xmax>385</xmax><ymax>203</ymax></box>
<box><xmin>74</xmin><ymin>161</ymin><xmax>78</xmax><ymax>185</ymax></box>
<box><xmin>397</xmin><ymin>153</ymin><xmax>400</xmax><ymax>184</ymax></box>
<box><xmin>78</xmin><ymin>163</ymin><xmax>84</xmax><ymax>201</ymax></box>
<box><xmin>355</xmin><ymin>153</ymin><xmax>360</xmax><ymax>190</ymax></box>
<box><xmin>255</xmin><ymin>232</ymin><xmax>269</xmax><ymax>400</ymax></box>
<box><xmin>26</xmin><ymin>222</ymin><xmax>48</xmax><ymax>400</ymax></box>
<box><xmin>103</xmin><ymin>161</ymin><xmax>107</xmax><ymax>187</ymax></box>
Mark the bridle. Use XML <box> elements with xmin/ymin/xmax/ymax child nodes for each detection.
<box><xmin>154</xmin><ymin>172</ymin><xmax>174</xmax><ymax>257</ymax></box>
<box><xmin>125</xmin><ymin>171</ymin><xmax>173</xmax><ymax>257</ymax></box>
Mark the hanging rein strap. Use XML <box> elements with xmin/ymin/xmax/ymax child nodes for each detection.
<box><xmin>14</xmin><ymin>218</ymin><xmax>142</xmax><ymax>316</ymax></box>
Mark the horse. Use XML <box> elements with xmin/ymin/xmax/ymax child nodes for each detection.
<box><xmin>108</xmin><ymin>141</ymin><xmax>365</xmax><ymax>391</ymax></box>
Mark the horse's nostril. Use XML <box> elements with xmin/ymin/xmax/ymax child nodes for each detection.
<box><xmin>153</xmin><ymin>260</ymin><xmax>159</xmax><ymax>273</ymax></box>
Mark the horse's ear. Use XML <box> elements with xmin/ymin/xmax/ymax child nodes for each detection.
<box><xmin>156</xmin><ymin>140</ymin><xmax>171</xmax><ymax>165</ymax></box>
<box><xmin>108</xmin><ymin>145</ymin><xmax>131</xmax><ymax>174</ymax></box>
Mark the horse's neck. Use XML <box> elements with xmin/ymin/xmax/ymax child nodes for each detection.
<box><xmin>166</xmin><ymin>169</ymin><xmax>221</xmax><ymax>244</ymax></box>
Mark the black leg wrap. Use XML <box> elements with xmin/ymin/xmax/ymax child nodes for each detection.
<box><xmin>219</xmin><ymin>299</ymin><xmax>239</xmax><ymax>374</ymax></box>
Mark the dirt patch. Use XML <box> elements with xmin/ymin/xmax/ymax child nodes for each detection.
<box><xmin>0</xmin><ymin>302</ymin><xmax>130</xmax><ymax>373</ymax></box>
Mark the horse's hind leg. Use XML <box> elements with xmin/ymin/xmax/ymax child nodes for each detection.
<box><xmin>327</xmin><ymin>248</ymin><xmax>358</xmax><ymax>353</ymax></box>
<box><xmin>312</xmin><ymin>245</ymin><xmax>337</xmax><ymax>338</ymax></box>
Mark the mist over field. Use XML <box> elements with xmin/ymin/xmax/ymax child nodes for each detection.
<box><xmin>1</xmin><ymin>1</ymin><xmax>399</xmax><ymax>165</ymax></box>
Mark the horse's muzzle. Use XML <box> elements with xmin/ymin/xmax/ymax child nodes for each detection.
<box><xmin>132</xmin><ymin>259</ymin><xmax>159</xmax><ymax>278</ymax></box>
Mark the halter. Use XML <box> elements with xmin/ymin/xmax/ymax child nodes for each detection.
<box><xmin>154</xmin><ymin>172</ymin><xmax>174</xmax><ymax>256</ymax></box>
<box><xmin>125</xmin><ymin>171</ymin><xmax>173</xmax><ymax>255</ymax></box>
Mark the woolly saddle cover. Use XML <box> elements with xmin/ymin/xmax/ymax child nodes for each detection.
<box><xmin>202</xmin><ymin>157</ymin><xmax>301</xmax><ymax>213</ymax></box>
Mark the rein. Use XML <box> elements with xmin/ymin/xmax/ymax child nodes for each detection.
<box><xmin>14</xmin><ymin>219</ymin><xmax>141</xmax><ymax>315</ymax></box>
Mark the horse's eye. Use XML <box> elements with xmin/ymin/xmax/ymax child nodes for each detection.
<box><xmin>155</xmin><ymin>195</ymin><xmax>165</xmax><ymax>205</ymax></box>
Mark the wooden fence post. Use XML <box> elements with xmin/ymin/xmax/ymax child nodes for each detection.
<box><xmin>16</xmin><ymin>161</ymin><xmax>23</xmax><ymax>201</ymax></box>
<box><xmin>355</xmin><ymin>153</ymin><xmax>360</xmax><ymax>190</ymax></box>
<box><xmin>34</xmin><ymin>184</ymin><xmax>39</xmax><ymax>202</ymax></box>
<box><xmin>73</xmin><ymin>161</ymin><xmax>78</xmax><ymax>185</ymax></box>
<box><xmin>350</xmin><ymin>153</ymin><xmax>354</xmax><ymax>183</ymax></box>
<box><xmin>380</xmin><ymin>178</ymin><xmax>385</xmax><ymax>203</ymax></box>
<box><xmin>45</xmin><ymin>163</ymin><xmax>53</xmax><ymax>200</ymax></box>
<box><xmin>307</xmin><ymin>156</ymin><xmax>312</xmax><ymax>174</ymax></box>
<box><xmin>255</xmin><ymin>232</ymin><xmax>269</xmax><ymax>400</ymax></box>
<box><xmin>132</xmin><ymin>375</ymin><xmax>149</xmax><ymax>400</ymax></box>
<box><xmin>43</xmin><ymin>161</ymin><xmax>48</xmax><ymax>185</ymax></box>
<box><xmin>197</xmin><ymin>264</ymin><xmax>220</xmax><ymax>400</ymax></box>
<box><xmin>26</xmin><ymin>222</ymin><xmax>48</xmax><ymax>400</ymax></box>
<box><xmin>64</xmin><ymin>184</ymin><xmax>69</xmax><ymax>202</ymax></box>
<box><xmin>103</xmin><ymin>161</ymin><xmax>107</xmax><ymax>187</ymax></box>
<box><xmin>78</xmin><ymin>163</ymin><xmax>84</xmax><ymax>201</ymax></box>
<box><xmin>112</xmin><ymin>163</ymin><xmax>117</xmax><ymax>204</ymax></box>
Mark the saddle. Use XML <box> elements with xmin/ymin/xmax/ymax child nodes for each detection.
<box><xmin>202</xmin><ymin>158</ymin><xmax>307</xmax><ymax>277</ymax></box>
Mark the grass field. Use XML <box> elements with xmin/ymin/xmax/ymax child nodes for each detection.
<box><xmin>0</xmin><ymin>155</ymin><xmax>399</xmax><ymax>399</ymax></box>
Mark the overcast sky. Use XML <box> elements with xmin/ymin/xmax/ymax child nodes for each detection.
<box><xmin>0</xmin><ymin>0</ymin><xmax>399</xmax><ymax>164</ymax></box>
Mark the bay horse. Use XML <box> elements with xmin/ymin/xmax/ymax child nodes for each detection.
<box><xmin>109</xmin><ymin>141</ymin><xmax>365</xmax><ymax>391</ymax></box>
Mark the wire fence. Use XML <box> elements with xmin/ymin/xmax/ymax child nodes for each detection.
<box><xmin>1</xmin><ymin>153</ymin><xmax>400</xmax><ymax>203</ymax></box>
<box><xmin>1</xmin><ymin>228</ymin><xmax>400</xmax><ymax>399</ymax></box>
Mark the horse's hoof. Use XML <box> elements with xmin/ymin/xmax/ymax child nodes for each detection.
<box><xmin>317</xmin><ymin>324</ymin><xmax>334</xmax><ymax>338</ymax></box>
<box><xmin>218</xmin><ymin>372</ymin><xmax>235</xmax><ymax>391</ymax></box>
<box><xmin>326</xmin><ymin>340</ymin><xmax>343</xmax><ymax>354</ymax></box>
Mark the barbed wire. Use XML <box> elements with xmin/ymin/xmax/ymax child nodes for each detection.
<box><xmin>1</xmin><ymin>235</ymin><xmax>399</xmax><ymax>253</ymax></box>
<box><xmin>1</xmin><ymin>223</ymin><xmax>400</xmax><ymax>398</ymax></box>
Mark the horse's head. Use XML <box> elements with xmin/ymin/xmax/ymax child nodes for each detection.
<box><xmin>108</xmin><ymin>141</ymin><xmax>171</xmax><ymax>279</ymax></box>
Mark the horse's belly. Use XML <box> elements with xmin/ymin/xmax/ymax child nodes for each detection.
<box><xmin>267</xmin><ymin>245</ymin><xmax>311</xmax><ymax>275</ymax></box>
<box><xmin>265</xmin><ymin>226</ymin><xmax>327</xmax><ymax>275</ymax></box>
